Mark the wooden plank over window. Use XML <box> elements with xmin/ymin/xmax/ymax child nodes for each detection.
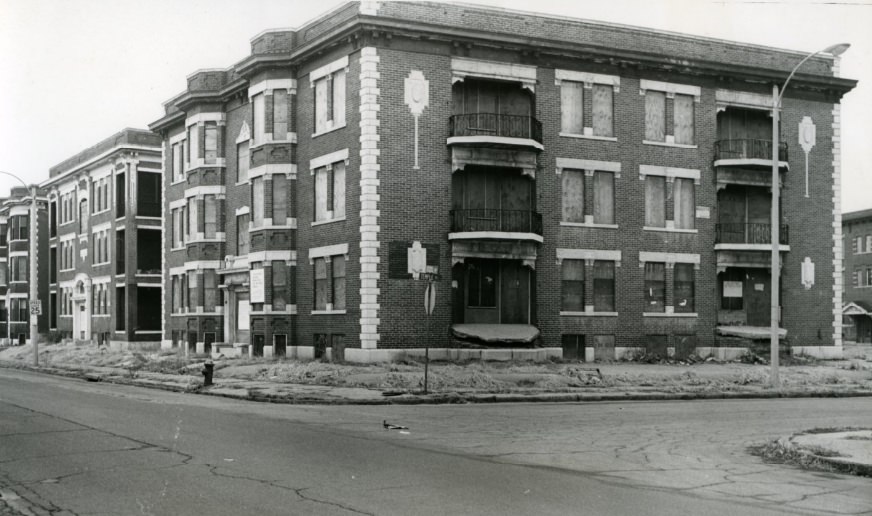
<box><xmin>593</xmin><ymin>171</ymin><xmax>615</xmax><ymax>224</ymax></box>
<box><xmin>645</xmin><ymin>91</ymin><xmax>666</xmax><ymax>142</ymax></box>
<box><xmin>561</xmin><ymin>259</ymin><xmax>585</xmax><ymax>311</ymax></box>
<box><xmin>561</xmin><ymin>170</ymin><xmax>584</xmax><ymax>223</ymax></box>
<box><xmin>674</xmin><ymin>94</ymin><xmax>694</xmax><ymax>144</ymax></box>
<box><xmin>592</xmin><ymin>84</ymin><xmax>614</xmax><ymax>137</ymax></box>
<box><xmin>645</xmin><ymin>175</ymin><xmax>666</xmax><ymax>227</ymax></box>
<box><xmin>673</xmin><ymin>177</ymin><xmax>695</xmax><ymax>230</ymax></box>
<box><xmin>560</xmin><ymin>81</ymin><xmax>583</xmax><ymax>134</ymax></box>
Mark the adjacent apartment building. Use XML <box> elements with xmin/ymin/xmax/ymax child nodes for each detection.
<box><xmin>42</xmin><ymin>129</ymin><xmax>163</xmax><ymax>347</ymax></box>
<box><xmin>150</xmin><ymin>1</ymin><xmax>856</xmax><ymax>361</ymax></box>
<box><xmin>0</xmin><ymin>187</ymin><xmax>49</xmax><ymax>345</ymax></box>
<box><xmin>843</xmin><ymin>208</ymin><xmax>872</xmax><ymax>343</ymax></box>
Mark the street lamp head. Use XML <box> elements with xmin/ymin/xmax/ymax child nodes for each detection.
<box><xmin>824</xmin><ymin>43</ymin><xmax>850</xmax><ymax>56</ymax></box>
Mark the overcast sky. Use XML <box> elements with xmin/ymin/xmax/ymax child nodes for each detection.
<box><xmin>1</xmin><ymin>0</ymin><xmax>870</xmax><ymax>211</ymax></box>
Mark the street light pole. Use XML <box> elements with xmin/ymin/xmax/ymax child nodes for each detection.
<box><xmin>29</xmin><ymin>186</ymin><xmax>39</xmax><ymax>366</ymax></box>
<box><xmin>770</xmin><ymin>43</ymin><xmax>850</xmax><ymax>388</ymax></box>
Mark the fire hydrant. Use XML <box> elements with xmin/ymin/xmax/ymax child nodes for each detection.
<box><xmin>202</xmin><ymin>360</ymin><xmax>214</xmax><ymax>387</ymax></box>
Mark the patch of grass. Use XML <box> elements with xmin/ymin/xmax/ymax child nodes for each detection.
<box><xmin>749</xmin><ymin>433</ymin><xmax>872</xmax><ymax>478</ymax></box>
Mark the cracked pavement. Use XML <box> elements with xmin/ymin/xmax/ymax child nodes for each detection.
<box><xmin>0</xmin><ymin>368</ymin><xmax>870</xmax><ymax>515</ymax></box>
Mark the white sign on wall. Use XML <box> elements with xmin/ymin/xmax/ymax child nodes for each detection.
<box><xmin>723</xmin><ymin>281</ymin><xmax>743</xmax><ymax>298</ymax></box>
<box><xmin>250</xmin><ymin>268</ymin><xmax>265</xmax><ymax>304</ymax></box>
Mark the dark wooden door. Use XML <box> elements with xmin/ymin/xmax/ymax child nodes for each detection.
<box><xmin>745</xmin><ymin>270</ymin><xmax>770</xmax><ymax>326</ymax></box>
<box><xmin>500</xmin><ymin>261</ymin><xmax>529</xmax><ymax>324</ymax></box>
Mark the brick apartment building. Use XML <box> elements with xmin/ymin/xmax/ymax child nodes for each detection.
<box><xmin>0</xmin><ymin>187</ymin><xmax>49</xmax><ymax>345</ymax></box>
<box><xmin>150</xmin><ymin>1</ymin><xmax>856</xmax><ymax>361</ymax></box>
<box><xmin>41</xmin><ymin>129</ymin><xmax>163</xmax><ymax>347</ymax></box>
<box><xmin>843</xmin><ymin>208</ymin><xmax>872</xmax><ymax>343</ymax></box>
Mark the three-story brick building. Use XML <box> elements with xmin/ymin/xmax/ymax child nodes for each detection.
<box><xmin>0</xmin><ymin>187</ymin><xmax>49</xmax><ymax>345</ymax></box>
<box><xmin>151</xmin><ymin>1</ymin><xmax>856</xmax><ymax>361</ymax></box>
<box><xmin>42</xmin><ymin>128</ymin><xmax>163</xmax><ymax>347</ymax></box>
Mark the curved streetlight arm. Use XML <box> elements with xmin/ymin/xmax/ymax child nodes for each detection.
<box><xmin>0</xmin><ymin>170</ymin><xmax>30</xmax><ymax>191</ymax></box>
<box><xmin>776</xmin><ymin>43</ymin><xmax>850</xmax><ymax>107</ymax></box>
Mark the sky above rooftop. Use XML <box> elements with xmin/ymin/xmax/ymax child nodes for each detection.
<box><xmin>0</xmin><ymin>0</ymin><xmax>869</xmax><ymax>211</ymax></box>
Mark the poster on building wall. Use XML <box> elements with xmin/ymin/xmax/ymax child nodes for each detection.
<box><xmin>723</xmin><ymin>281</ymin><xmax>743</xmax><ymax>298</ymax></box>
<box><xmin>250</xmin><ymin>269</ymin><xmax>265</xmax><ymax>303</ymax></box>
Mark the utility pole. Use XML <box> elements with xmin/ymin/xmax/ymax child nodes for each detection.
<box><xmin>30</xmin><ymin>186</ymin><xmax>39</xmax><ymax>366</ymax></box>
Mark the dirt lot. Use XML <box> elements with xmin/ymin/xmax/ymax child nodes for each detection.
<box><xmin>2</xmin><ymin>342</ymin><xmax>870</xmax><ymax>396</ymax></box>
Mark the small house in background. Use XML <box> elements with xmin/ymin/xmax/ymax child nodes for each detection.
<box><xmin>842</xmin><ymin>208</ymin><xmax>872</xmax><ymax>343</ymax></box>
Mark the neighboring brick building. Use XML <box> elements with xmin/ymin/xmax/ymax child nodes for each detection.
<box><xmin>41</xmin><ymin>128</ymin><xmax>163</xmax><ymax>347</ymax></box>
<box><xmin>150</xmin><ymin>1</ymin><xmax>856</xmax><ymax>361</ymax></box>
<box><xmin>0</xmin><ymin>187</ymin><xmax>49</xmax><ymax>345</ymax></box>
<box><xmin>842</xmin><ymin>208</ymin><xmax>872</xmax><ymax>343</ymax></box>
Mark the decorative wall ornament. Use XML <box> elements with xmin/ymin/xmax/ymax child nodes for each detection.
<box><xmin>801</xmin><ymin>257</ymin><xmax>815</xmax><ymax>290</ymax></box>
<box><xmin>798</xmin><ymin>116</ymin><xmax>816</xmax><ymax>198</ymax></box>
<box><xmin>404</xmin><ymin>71</ymin><xmax>429</xmax><ymax>170</ymax></box>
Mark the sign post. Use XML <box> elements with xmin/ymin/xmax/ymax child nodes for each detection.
<box><xmin>407</xmin><ymin>240</ymin><xmax>439</xmax><ymax>394</ymax></box>
<box><xmin>423</xmin><ymin>278</ymin><xmax>436</xmax><ymax>394</ymax></box>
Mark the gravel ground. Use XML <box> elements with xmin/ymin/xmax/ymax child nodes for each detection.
<box><xmin>1</xmin><ymin>342</ymin><xmax>870</xmax><ymax>395</ymax></box>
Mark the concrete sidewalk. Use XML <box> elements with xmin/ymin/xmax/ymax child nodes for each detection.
<box><xmin>789</xmin><ymin>430</ymin><xmax>872</xmax><ymax>476</ymax></box>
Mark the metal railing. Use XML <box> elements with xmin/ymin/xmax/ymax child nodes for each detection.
<box><xmin>715</xmin><ymin>223</ymin><xmax>789</xmax><ymax>245</ymax></box>
<box><xmin>714</xmin><ymin>139</ymin><xmax>788</xmax><ymax>162</ymax></box>
<box><xmin>450</xmin><ymin>209</ymin><xmax>543</xmax><ymax>235</ymax></box>
<box><xmin>449</xmin><ymin>113</ymin><xmax>543</xmax><ymax>143</ymax></box>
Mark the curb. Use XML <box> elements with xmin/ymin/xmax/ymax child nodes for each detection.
<box><xmin>785</xmin><ymin>435</ymin><xmax>872</xmax><ymax>477</ymax></box>
<box><xmin>3</xmin><ymin>362</ymin><xmax>872</xmax><ymax>406</ymax></box>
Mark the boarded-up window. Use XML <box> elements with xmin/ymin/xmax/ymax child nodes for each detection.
<box><xmin>253</xmin><ymin>93</ymin><xmax>265</xmax><ymax>145</ymax></box>
<box><xmin>674</xmin><ymin>94</ymin><xmax>694</xmax><ymax>144</ymax></box>
<box><xmin>644</xmin><ymin>91</ymin><xmax>666</xmax><ymax>142</ymax></box>
<box><xmin>204</xmin><ymin>122</ymin><xmax>218</xmax><ymax>164</ymax></box>
<box><xmin>561</xmin><ymin>259</ymin><xmax>585</xmax><ymax>312</ymax></box>
<box><xmin>645</xmin><ymin>175</ymin><xmax>666</xmax><ymax>227</ymax></box>
<box><xmin>674</xmin><ymin>263</ymin><xmax>695</xmax><ymax>313</ymax></box>
<box><xmin>592</xmin><ymin>335</ymin><xmax>615</xmax><ymax>361</ymax></box>
<box><xmin>332</xmin><ymin>255</ymin><xmax>346</xmax><ymax>310</ymax></box>
<box><xmin>854</xmin><ymin>237</ymin><xmax>861</xmax><ymax>254</ymax></box>
<box><xmin>172</xmin><ymin>276</ymin><xmax>181</xmax><ymax>312</ymax></box>
<box><xmin>560</xmin><ymin>81</ymin><xmax>583</xmax><ymax>134</ymax></box>
<box><xmin>314</xmin><ymin>78</ymin><xmax>328</xmax><ymax>133</ymax></box>
<box><xmin>273</xmin><ymin>90</ymin><xmax>288</xmax><ymax>140</ymax></box>
<box><xmin>237</xmin><ymin>214</ymin><xmax>249</xmax><ymax>255</ymax></box>
<box><xmin>187</xmin><ymin>198</ymin><xmax>198</xmax><ymax>239</ymax></box>
<box><xmin>315</xmin><ymin>167</ymin><xmax>328</xmax><ymax>221</ymax></box>
<box><xmin>333</xmin><ymin>70</ymin><xmax>346</xmax><ymax>127</ymax></box>
<box><xmin>333</xmin><ymin>161</ymin><xmax>346</xmax><ymax>219</ymax></box>
<box><xmin>314</xmin><ymin>257</ymin><xmax>328</xmax><ymax>310</ymax></box>
<box><xmin>644</xmin><ymin>262</ymin><xmax>665</xmax><ymax>313</ymax></box>
<box><xmin>867</xmin><ymin>235</ymin><xmax>872</xmax><ymax>253</ymax></box>
<box><xmin>204</xmin><ymin>270</ymin><xmax>217</xmax><ymax>312</ymax></box>
<box><xmin>272</xmin><ymin>174</ymin><xmax>287</xmax><ymax>225</ymax></box>
<box><xmin>593</xmin><ymin>171</ymin><xmax>615</xmax><ymax>224</ymax></box>
<box><xmin>593</xmin><ymin>260</ymin><xmax>615</xmax><ymax>312</ymax></box>
<box><xmin>252</xmin><ymin>177</ymin><xmax>264</xmax><ymax>227</ymax></box>
<box><xmin>187</xmin><ymin>271</ymin><xmax>198</xmax><ymax>309</ymax></box>
<box><xmin>172</xmin><ymin>142</ymin><xmax>184</xmax><ymax>182</ymax></box>
<box><xmin>237</xmin><ymin>142</ymin><xmax>249</xmax><ymax>183</ymax></box>
<box><xmin>187</xmin><ymin>124</ymin><xmax>199</xmax><ymax>162</ymax></box>
<box><xmin>561</xmin><ymin>169</ymin><xmax>584</xmax><ymax>223</ymax></box>
<box><xmin>673</xmin><ymin>178</ymin><xmax>695</xmax><ymax>230</ymax></box>
<box><xmin>592</xmin><ymin>85</ymin><xmax>613</xmax><ymax>137</ymax></box>
<box><xmin>314</xmin><ymin>70</ymin><xmax>346</xmax><ymax>133</ymax></box>
<box><xmin>272</xmin><ymin>261</ymin><xmax>287</xmax><ymax>311</ymax></box>
<box><xmin>204</xmin><ymin>195</ymin><xmax>217</xmax><ymax>239</ymax></box>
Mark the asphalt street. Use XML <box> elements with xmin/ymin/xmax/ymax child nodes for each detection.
<box><xmin>0</xmin><ymin>369</ymin><xmax>870</xmax><ymax>515</ymax></box>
